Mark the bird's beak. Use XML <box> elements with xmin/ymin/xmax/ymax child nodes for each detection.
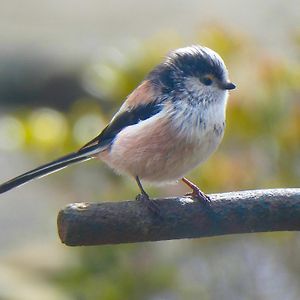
<box><xmin>220</xmin><ymin>81</ymin><xmax>236</xmax><ymax>90</ymax></box>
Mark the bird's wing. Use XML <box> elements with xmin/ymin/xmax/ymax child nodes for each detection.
<box><xmin>80</xmin><ymin>80</ymin><xmax>163</xmax><ymax>150</ymax></box>
<box><xmin>0</xmin><ymin>81</ymin><xmax>163</xmax><ymax>194</ymax></box>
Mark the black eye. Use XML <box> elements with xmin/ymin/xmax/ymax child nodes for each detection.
<box><xmin>200</xmin><ymin>77</ymin><xmax>213</xmax><ymax>86</ymax></box>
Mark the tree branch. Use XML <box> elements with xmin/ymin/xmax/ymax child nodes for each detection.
<box><xmin>57</xmin><ymin>188</ymin><xmax>300</xmax><ymax>246</ymax></box>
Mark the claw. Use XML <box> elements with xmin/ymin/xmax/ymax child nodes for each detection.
<box><xmin>185</xmin><ymin>190</ymin><xmax>211</xmax><ymax>203</ymax></box>
<box><xmin>135</xmin><ymin>176</ymin><xmax>161</xmax><ymax>216</ymax></box>
<box><xmin>136</xmin><ymin>193</ymin><xmax>161</xmax><ymax>215</ymax></box>
<box><xmin>181</xmin><ymin>177</ymin><xmax>211</xmax><ymax>204</ymax></box>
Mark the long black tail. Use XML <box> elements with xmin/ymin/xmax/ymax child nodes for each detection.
<box><xmin>0</xmin><ymin>144</ymin><xmax>101</xmax><ymax>194</ymax></box>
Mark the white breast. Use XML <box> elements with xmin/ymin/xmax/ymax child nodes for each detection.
<box><xmin>170</xmin><ymin>91</ymin><xmax>227</xmax><ymax>143</ymax></box>
<box><xmin>164</xmin><ymin>92</ymin><xmax>228</xmax><ymax>179</ymax></box>
<box><xmin>99</xmin><ymin>92</ymin><xmax>228</xmax><ymax>184</ymax></box>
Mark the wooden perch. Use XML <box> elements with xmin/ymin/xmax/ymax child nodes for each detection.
<box><xmin>57</xmin><ymin>188</ymin><xmax>300</xmax><ymax>246</ymax></box>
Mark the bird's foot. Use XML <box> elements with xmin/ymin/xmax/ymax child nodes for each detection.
<box><xmin>185</xmin><ymin>189</ymin><xmax>211</xmax><ymax>204</ymax></box>
<box><xmin>182</xmin><ymin>177</ymin><xmax>211</xmax><ymax>204</ymax></box>
<box><xmin>136</xmin><ymin>192</ymin><xmax>161</xmax><ymax>215</ymax></box>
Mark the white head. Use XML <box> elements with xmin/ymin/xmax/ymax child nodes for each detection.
<box><xmin>147</xmin><ymin>45</ymin><xmax>235</xmax><ymax>104</ymax></box>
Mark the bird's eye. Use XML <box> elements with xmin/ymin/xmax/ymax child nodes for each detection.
<box><xmin>200</xmin><ymin>77</ymin><xmax>213</xmax><ymax>86</ymax></box>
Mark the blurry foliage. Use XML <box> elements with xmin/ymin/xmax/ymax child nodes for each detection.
<box><xmin>53</xmin><ymin>244</ymin><xmax>176</xmax><ymax>300</ymax></box>
<box><xmin>1</xmin><ymin>26</ymin><xmax>300</xmax><ymax>299</ymax></box>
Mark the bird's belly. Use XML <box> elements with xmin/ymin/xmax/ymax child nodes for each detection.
<box><xmin>99</xmin><ymin>116</ymin><xmax>224</xmax><ymax>183</ymax></box>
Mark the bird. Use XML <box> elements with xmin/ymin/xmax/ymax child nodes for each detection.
<box><xmin>0</xmin><ymin>45</ymin><xmax>235</xmax><ymax>213</ymax></box>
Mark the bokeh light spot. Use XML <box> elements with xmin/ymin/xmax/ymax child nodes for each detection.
<box><xmin>28</xmin><ymin>108</ymin><xmax>68</xmax><ymax>148</ymax></box>
<box><xmin>0</xmin><ymin>116</ymin><xmax>26</xmax><ymax>150</ymax></box>
<box><xmin>73</xmin><ymin>113</ymin><xmax>105</xmax><ymax>146</ymax></box>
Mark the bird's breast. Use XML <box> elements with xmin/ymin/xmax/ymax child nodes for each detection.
<box><xmin>170</xmin><ymin>97</ymin><xmax>226</xmax><ymax>143</ymax></box>
<box><xmin>98</xmin><ymin>100</ymin><xmax>226</xmax><ymax>183</ymax></box>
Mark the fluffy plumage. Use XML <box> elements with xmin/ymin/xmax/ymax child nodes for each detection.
<box><xmin>0</xmin><ymin>45</ymin><xmax>235</xmax><ymax>197</ymax></box>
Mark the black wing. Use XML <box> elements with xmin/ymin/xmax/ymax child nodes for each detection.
<box><xmin>81</xmin><ymin>101</ymin><xmax>163</xmax><ymax>150</ymax></box>
<box><xmin>0</xmin><ymin>102</ymin><xmax>163</xmax><ymax>194</ymax></box>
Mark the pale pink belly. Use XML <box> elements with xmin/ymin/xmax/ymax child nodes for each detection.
<box><xmin>98</xmin><ymin>117</ymin><xmax>221</xmax><ymax>183</ymax></box>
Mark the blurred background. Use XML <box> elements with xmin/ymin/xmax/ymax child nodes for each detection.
<box><xmin>0</xmin><ymin>0</ymin><xmax>299</xmax><ymax>299</ymax></box>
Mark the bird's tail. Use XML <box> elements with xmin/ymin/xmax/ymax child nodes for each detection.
<box><xmin>0</xmin><ymin>144</ymin><xmax>101</xmax><ymax>194</ymax></box>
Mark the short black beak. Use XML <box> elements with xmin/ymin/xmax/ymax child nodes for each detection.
<box><xmin>221</xmin><ymin>81</ymin><xmax>236</xmax><ymax>90</ymax></box>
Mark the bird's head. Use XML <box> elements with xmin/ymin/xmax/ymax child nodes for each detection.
<box><xmin>148</xmin><ymin>45</ymin><xmax>236</xmax><ymax>103</ymax></box>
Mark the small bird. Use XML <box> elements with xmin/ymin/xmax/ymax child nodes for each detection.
<box><xmin>0</xmin><ymin>45</ymin><xmax>235</xmax><ymax>212</ymax></box>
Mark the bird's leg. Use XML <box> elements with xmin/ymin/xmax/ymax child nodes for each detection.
<box><xmin>181</xmin><ymin>177</ymin><xmax>211</xmax><ymax>203</ymax></box>
<box><xmin>135</xmin><ymin>176</ymin><xmax>160</xmax><ymax>214</ymax></box>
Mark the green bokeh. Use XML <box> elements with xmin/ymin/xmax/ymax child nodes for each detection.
<box><xmin>1</xmin><ymin>27</ymin><xmax>300</xmax><ymax>299</ymax></box>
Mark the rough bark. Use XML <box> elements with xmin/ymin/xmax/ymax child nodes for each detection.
<box><xmin>57</xmin><ymin>188</ymin><xmax>300</xmax><ymax>246</ymax></box>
